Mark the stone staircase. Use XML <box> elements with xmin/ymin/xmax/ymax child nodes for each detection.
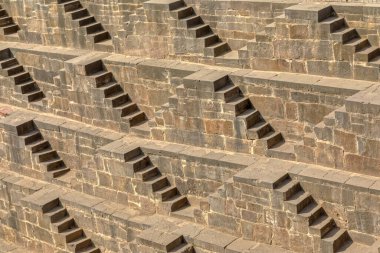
<box><xmin>124</xmin><ymin>147</ymin><xmax>191</xmax><ymax>216</ymax></box>
<box><xmin>0</xmin><ymin>5</ymin><xmax>19</xmax><ymax>40</ymax></box>
<box><xmin>316</xmin><ymin>6</ymin><xmax>380</xmax><ymax>67</ymax></box>
<box><xmin>85</xmin><ymin>59</ymin><xmax>147</xmax><ymax>130</ymax></box>
<box><xmin>58</xmin><ymin>0</ymin><xmax>113</xmax><ymax>50</ymax></box>
<box><xmin>245</xmin><ymin>14</ymin><xmax>285</xmax><ymax>60</ymax></box>
<box><xmin>184</xmin><ymin>71</ymin><xmax>284</xmax><ymax>152</ymax></box>
<box><xmin>43</xmin><ymin>198</ymin><xmax>100</xmax><ymax>253</ymax></box>
<box><xmin>137</xmin><ymin>229</ymin><xmax>193</xmax><ymax>253</ymax></box>
<box><xmin>18</xmin><ymin>121</ymin><xmax>70</xmax><ymax>179</ymax></box>
<box><xmin>274</xmin><ymin>175</ymin><xmax>350</xmax><ymax>253</ymax></box>
<box><xmin>0</xmin><ymin>48</ymin><xmax>44</xmax><ymax>102</ymax></box>
<box><xmin>169</xmin><ymin>1</ymin><xmax>231</xmax><ymax>57</ymax></box>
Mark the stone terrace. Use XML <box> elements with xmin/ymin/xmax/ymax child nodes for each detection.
<box><xmin>0</xmin><ymin>1</ymin><xmax>380</xmax><ymax>253</ymax></box>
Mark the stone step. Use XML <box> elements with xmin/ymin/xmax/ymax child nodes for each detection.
<box><xmin>88</xmin><ymin>30</ymin><xmax>111</xmax><ymax>43</ymax></box>
<box><xmin>67</xmin><ymin>236</ymin><xmax>93</xmax><ymax>252</ymax></box>
<box><xmin>171</xmin><ymin>206</ymin><xmax>195</xmax><ymax>222</ymax></box>
<box><xmin>179</xmin><ymin>15</ymin><xmax>203</xmax><ymax>28</ymax></box>
<box><xmin>260</xmin><ymin>131</ymin><xmax>283</xmax><ymax>149</ymax></box>
<box><xmin>204</xmin><ymin>41</ymin><xmax>230</xmax><ymax>57</ymax></box>
<box><xmin>80</xmin><ymin>245</ymin><xmax>101</xmax><ymax>253</ymax></box>
<box><xmin>188</xmin><ymin>24</ymin><xmax>211</xmax><ymax>38</ymax></box>
<box><xmin>0</xmin><ymin>57</ymin><xmax>17</xmax><ymax>68</ymax></box>
<box><xmin>20</xmin><ymin>129</ymin><xmax>42</xmax><ymax>145</ymax></box>
<box><xmin>170</xmin><ymin>242</ymin><xmax>194</xmax><ymax>253</ymax></box>
<box><xmin>15</xmin><ymin>80</ymin><xmax>37</xmax><ymax>94</ymax></box>
<box><xmin>101</xmin><ymin>82</ymin><xmax>123</xmax><ymax>98</ymax></box>
<box><xmin>267</xmin><ymin>141</ymin><xmax>296</xmax><ymax>161</ymax></box>
<box><xmin>130</xmin><ymin>121</ymin><xmax>151</xmax><ymax>139</ymax></box>
<box><xmin>0</xmin><ymin>48</ymin><xmax>12</xmax><ymax>61</ymax></box>
<box><xmin>319</xmin><ymin>16</ymin><xmax>345</xmax><ymax>33</ymax></box>
<box><xmin>53</xmin><ymin>216</ymin><xmax>76</xmax><ymax>233</ymax></box>
<box><xmin>155</xmin><ymin>185</ymin><xmax>179</xmax><ymax>201</ymax></box>
<box><xmin>126</xmin><ymin>154</ymin><xmax>151</xmax><ymax>172</ymax></box>
<box><xmin>122</xmin><ymin>110</ymin><xmax>147</xmax><ymax>127</ymax></box>
<box><xmin>94</xmin><ymin>38</ymin><xmax>114</xmax><ymax>51</ymax></box>
<box><xmin>285</xmin><ymin>190</ymin><xmax>312</xmax><ymax>213</ymax></box>
<box><xmin>331</xmin><ymin>27</ymin><xmax>359</xmax><ymax>43</ymax></box>
<box><xmin>355</xmin><ymin>46</ymin><xmax>380</xmax><ymax>62</ymax></box>
<box><xmin>274</xmin><ymin>176</ymin><xmax>301</xmax><ymax>201</ymax></box>
<box><xmin>224</xmin><ymin>97</ymin><xmax>252</xmax><ymax>116</ymax></box>
<box><xmin>1</xmin><ymin>24</ymin><xmax>19</xmax><ymax>35</ymax></box>
<box><xmin>214</xmin><ymin>84</ymin><xmax>240</xmax><ymax>102</ymax></box>
<box><xmin>69</xmin><ymin>8</ymin><xmax>89</xmax><ymax>20</ymax></box>
<box><xmin>83</xmin><ymin>59</ymin><xmax>103</xmax><ymax>75</ymax></box>
<box><xmin>310</xmin><ymin>215</ymin><xmax>336</xmax><ymax>237</ymax></box>
<box><xmin>1</xmin><ymin>64</ymin><xmax>23</xmax><ymax>76</ymax></box>
<box><xmin>160</xmin><ymin>0</ymin><xmax>185</xmax><ymax>11</ymax></box>
<box><xmin>72</xmin><ymin>15</ymin><xmax>96</xmax><ymax>27</ymax></box>
<box><xmin>35</xmin><ymin>149</ymin><xmax>59</xmax><ymax>163</ymax></box>
<box><xmin>62</xmin><ymin>0</ymin><xmax>82</xmax><ymax>13</ymax></box>
<box><xmin>44</xmin><ymin>205</ymin><xmax>67</xmax><ymax>223</ymax></box>
<box><xmin>137</xmin><ymin>229</ymin><xmax>185</xmax><ymax>252</ymax></box>
<box><xmin>171</xmin><ymin>6</ymin><xmax>194</xmax><ymax>19</ymax></box>
<box><xmin>298</xmin><ymin>202</ymin><xmax>325</xmax><ymax>225</ymax></box>
<box><xmin>184</xmin><ymin>70</ymin><xmax>229</xmax><ymax>92</ymax></box>
<box><xmin>215</xmin><ymin>50</ymin><xmax>243</xmax><ymax>68</ymax></box>
<box><xmin>368</xmin><ymin>56</ymin><xmax>380</xmax><ymax>69</ymax></box>
<box><xmin>41</xmin><ymin>157</ymin><xmax>65</xmax><ymax>171</ymax></box>
<box><xmin>106</xmin><ymin>92</ymin><xmax>130</xmax><ymax>107</ymax></box>
<box><xmin>199</xmin><ymin>33</ymin><xmax>220</xmax><ymax>47</ymax></box>
<box><xmin>123</xmin><ymin>147</ymin><xmax>143</xmax><ymax>162</ymax></box>
<box><xmin>48</xmin><ymin>166</ymin><xmax>70</xmax><ymax>179</ymax></box>
<box><xmin>10</xmin><ymin>71</ymin><xmax>31</xmax><ymax>84</ymax></box>
<box><xmin>343</xmin><ymin>38</ymin><xmax>370</xmax><ymax>53</ymax></box>
<box><xmin>285</xmin><ymin>4</ymin><xmax>333</xmax><ymax>22</ymax></box>
<box><xmin>321</xmin><ymin>228</ymin><xmax>350</xmax><ymax>253</ymax></box>
<box><xmin>116</xmin><ymin>101</ymin><xmax>139</xmax><ymax>117</ymax></box>
<box><xmin>247</xmin><ymin>121</ymin><xmax>272</xmax><ymax>140</ymax></box>
<box><xmin>29</xmin><ymin>139</ymin><xmax>50</xmax><ymax>153</ymax></box>
<box><xmin>25</xmin><ymin>90</ymin><xmax>44</xmax><ymax>102</ymax></box>
<box><xmin>89</xmin><ymin>70</ymin><xmax>114</xmax><ymax>87</ymax></box>
<box><xmin>40</xmin><ymin>198</ymin><xmax>60</xmax><ymax>213</ymax></box>
<box><xmin>62</xmin><ymin>227</ymin><xmax>84</xmax><ymax>243</ymax></box>
<box><xmin>84</xmin><ymin>22</ymin><xmax>104</xmax><ymax>35</ymax></box>
<box><xmin>0</xmin><ymin>9</ymin><xmax>7</xmax><ymax>18</ymax></box>
<box><xmin>136</xmin><ymin>165</ymin><xmax>160</xmax><ymax>181</ymax></box>
<box><xmin>237</xmin><ymin>109</ymin><xmax>261</xmax><ymax>128</ymax></box>
<box><xmin>163</xmin><ymin>194</ymin><xmax>189</xmax><ymax>212</ymax></box>
<box><xmin>146</xmin><ymin>175</ymin><xmax>170</xmax><ymax>192</ymax></box>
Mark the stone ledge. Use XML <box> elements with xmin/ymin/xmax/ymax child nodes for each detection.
<box><xmin>345</xmin><ymin>84</ymin><xmax>380</xmax><ymax>116</ymax></box>
<box><xmin>144</xmin><ymin>0</ymin><xmax>184</xmax><ymax>11</ymax></box>
<box><xmin>285</xmin><ymin>3</ymin><xmax>333</xmax><ymax>22</ymax></box>
<box><xmin>2</xmin><ymin>42</ymin><xmax>373</xmax><ymax>99</ymax></box>
<box><xmin>0</xmin><ymin>41</ymin><xmax>86</xmax><ymax>60</ymax></box>
<box><xmin>232</xmin><ymin>157</ymin><xmax>380</xmax><ymax>196</ymax></box>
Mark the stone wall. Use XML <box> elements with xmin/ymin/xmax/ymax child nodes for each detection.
<box><xmin>185</xmin><ymin>0</ymin><xmax>299</xmax><ymax>50</ymax></box>
<box><xmin>295</xmin><ymin>84</ymin><xmax>380</xmax><ymax>176</ymax></box>
<box><xmin>0</xmin><ymin>171</ymin><xmax>48</xmax><ymax>251</ymax></box>
<box><xmin>0</xmin><ymin>112</ymin><xmax>252</xmax><ymax>213</ymax></box>
<box><xmin>206</xmin><ymin>160</ymin><xmax>380</xmax><ymax>252</ymax></box>
<box><xmin>230</xmin><ymin>71</ymin><xmax>373</xmax><ymax>142</ymax></box>
<box><xmin>0</xmin><ymin>171</ymin><xmax>145</xmax><ymax>253</ymax></box>
<box><xmin>1</xmin><ymin>44</ymin><xmax>374</xmax><ymax>153</ymax></box>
